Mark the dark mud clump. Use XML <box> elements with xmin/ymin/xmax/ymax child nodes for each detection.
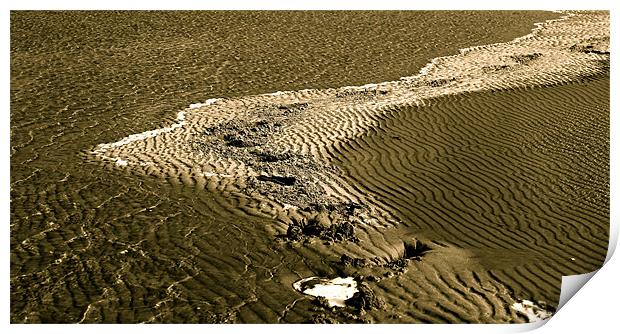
<box><xmin>383</xmin><ymin>258</ymin><xmax>411</xmax><ymax>274</ymax></box>
<box><xmin>197</xmin><ymin>101</ymin><xmax>303</xmax><ymax>154</ymax></box>
<box><xmin>285</xmin><ymin>218</ymin><xmax>358</xmax><ymax>243</ymax></box>
<box><xmin>346</xmin><ymin>282</ymin><xmax>385</xmax><ymax>313</ymax></box>
<box><xmin>570</xmin><ymin>36</ymin><xmax>610</xmax><ymax>55</ymax></box>
<box><xmin>340</xmin><ymin>254</ymin><xmax>369</xmax><ymax>268</ymax></box>
<box><xmin>335</xmin><ymin>88</ymin><xmax>389</xmax><ymax>99</ymax></box>
<box><xmin>384</xmin><ymin>240</ymin><xmax>432</xmax><ymax>273</ymax></box>
<box><xmin>255</xmin><ymin>151</ymin><xmax>294</xmax><ymax>162</ymax></box>
<box><xmin>482</xmin><ymin>64</ymin><xmax>511</xmax><ymax>73</ymax></box>
<box><xmin>308</xmin><ymin>309</ymin><xmax>372</xmax><ymax>324</ymax></box>
<box><xmin>333</xmin><ymin>240</ymin><xmax>433</xmax><ymax>283</ymax></box>
<box><xmin>426</xmin><ymin>77</ymin><xmax>456</xmax><ymax>87</ymax></box>
<box><xmin>309</xmin><ymin>313</ymin><xmax>340</xmax><ymax>324</ymax></box>
<box><xmin>223</xmin><ymin>133</ymin><xmax>263</xmax><ymax>148</ymax></box>
<box><xmin>306</xmin><ymin>220</ymin><xmax>357</xmax><ymax>242</ymax></box>
<box><xmin>312</xmin><ymin>296</ymin><xmax>333</xmax><ymax>309</ymax></box>
<box><xmin>281</xmin><ymin>201</ymin><xmax>379</xmax><ymax>243</ymax></box>
<box><xmin>510</xmin><ymin>52</ymin><xmax>542</xmax><ymax>65</ymax></box>
<box><xmin>245</xmin><ymin>158</ymin><xmax>338</xmax><ymax>208</ymax></box>
<box><xmin>285</xmin><ymin>224</ymin><xmax>304</xmax><ymax>241</ymax></box>
<box><xmin>207</xmin><ymin>119</ymin><xmax>282</xmax><ymax>148</ymax></box>
<box><xmin>194</xmin><ymin>107</ymin><xmax>344</xmax><ymax>209</ymax></box>
<box><xmin>256</xmin><ymin>175</ymin><xmax>296</xmax><ymax>186</ymax></box>
<box><xmin>277</xmin><ymin>102</ymin><xmax>309</xmax><ymax>112</ymax></box>
<box><xmin>404</xmin><ymin>239</ymin><xmax>432</xmax><ymax>260</ymax></box>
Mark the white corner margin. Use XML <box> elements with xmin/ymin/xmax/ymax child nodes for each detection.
<box><xmin>522</xmin><ymin>199</ymin><xmax>618</xmax><ymax>333</ymax></box>
<box><xmin>555</xmin><ymin>181</ymin><xmax>618</xmax><ymax>310</ymax></box>
<box><xmin>550</xmin><ymin>204</ymin><xmax>618</xmax><ymax>318</ymax></box>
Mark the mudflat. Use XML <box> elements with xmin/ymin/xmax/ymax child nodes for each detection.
<box><xmin>10</xmin><ymin>10</ymin><xmax>608</xmax><ymax>323</ymax></box>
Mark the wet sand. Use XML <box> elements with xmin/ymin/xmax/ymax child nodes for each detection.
<box><xmin>331</xmin><ymin>74</ymin><xmax>609</xmax><ymax>322</ymax></box>
<box><xmin>10</xmin><ymin>10</ymin><xmax>608</xmax><ymax>323</ymax></box>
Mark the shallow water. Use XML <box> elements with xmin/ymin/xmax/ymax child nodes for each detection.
<box><xmin>11</xmin><ymin>11</ymin><xmax>564</xmax><ymax>323</ymax></box>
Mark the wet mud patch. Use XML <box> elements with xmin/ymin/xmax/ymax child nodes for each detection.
<box><xmin>203</xmin><ymin>118</ymin><xmax>283</xmax><ymax>148</ymax></box>
<box><xmin>193</xmin><ymin>104</ymin><xmax>346</xmax><ymax>209</ymax></box>
<box><xmin>337</xmin><ymin>239</ymin><xmax>433</xmax><ymax>279</ymax></box>
<box><xmin>345</xmin><ymin>282</ymin><xmax>385</xmax><ymax>313</ymax></box>
<box><xmin>280</xmin><ymin>202</ymin><xmax>380</xmax><ymax>243</ymax></box>
<box><xmin>335</xmin><ymin>86</ymin><xmax>390</xmax><ymax>100</ymax></box>
<box><xmin>425</xmin><ymin>77</ymin><xmax>457</xmax><ymax>88</ymax></box>
<box><xmin>286</xmin><ymin>219</ymin><xmax>357</xmax><ymax>243</ymax></box>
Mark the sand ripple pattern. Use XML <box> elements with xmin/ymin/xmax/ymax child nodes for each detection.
<box><xmin>88</xmin><ymin>11</ymin><xmax>609</xmax><ymax>323</ymax></box>
<box><xmin>331</xmin><ymin>74</ymin><xmax>609</xmax><ymax>321</ymax></box>
<box><xmin>92</xmin><ymin>10</ymin><xmax>607</xmax><ymax>223</ymax></box>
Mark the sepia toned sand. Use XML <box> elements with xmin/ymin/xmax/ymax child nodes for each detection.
<box><xmin>83</xmin><ymin>10</ymin><xmax>610</xmax><ymax>323</ymax></box>
<box><xmin>11</xmin><ymin>10</ymin><xmax>608</xmax><ymax>323</ymax></box>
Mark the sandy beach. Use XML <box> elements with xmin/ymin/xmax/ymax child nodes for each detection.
<box><xmin>11</xmin><ymin>10</ymin><xmax>608</xmax><ymax>323</ymax></box>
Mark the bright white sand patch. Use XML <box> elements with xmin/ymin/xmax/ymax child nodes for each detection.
<box><xmin>293</xmin><ymin>276</ymin><xmax>358</xmax><ymax>307</ymax></box>
<box><xmin>511</xmin><ymin>300</ymin><xmax>553</xmax><ymax>322</ymax></box>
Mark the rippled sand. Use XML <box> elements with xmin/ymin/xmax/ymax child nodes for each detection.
<box><xmin>85</xmin><ymin>10</ymin><xmax>610</xmax><ymax>323</ymax></box>
<box><xmin>11</xmin><ymin>10</ymin><xmax>608</xmax><ymax>323</ymax></box>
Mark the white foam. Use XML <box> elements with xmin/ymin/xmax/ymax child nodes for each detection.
<box><xmin>189</xmin><ymin>98</ymin><xmax>221</xmax><ymax>109</ymax></box>
<box><xmin>341</xmin><ymin>83</ymin><xmax>380</xmax><ymax>91</ymax></box>
<box><xmin>511</xmin><ymin>300</ymin><xmax>554</xmax><ymax>322</ymax></box>
<box><xmin>265</xmin><ymin>91</ymin><xmax>286</xmax><ymax>96</ymax></box>
<box><xmin>93</xmin><ymin>110</ymin><xmax>188</xmax><ymax>154</ymax></box>
<box><xmin>293</xmin><ymin>276</ymin><xmax>358</xmax><ymax>307</ymax></box>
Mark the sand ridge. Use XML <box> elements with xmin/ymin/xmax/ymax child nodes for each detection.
<box><xmin>91</xmin><ymin>10</ymin><xmax>608</xmax><ymax>230</ymax></box>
